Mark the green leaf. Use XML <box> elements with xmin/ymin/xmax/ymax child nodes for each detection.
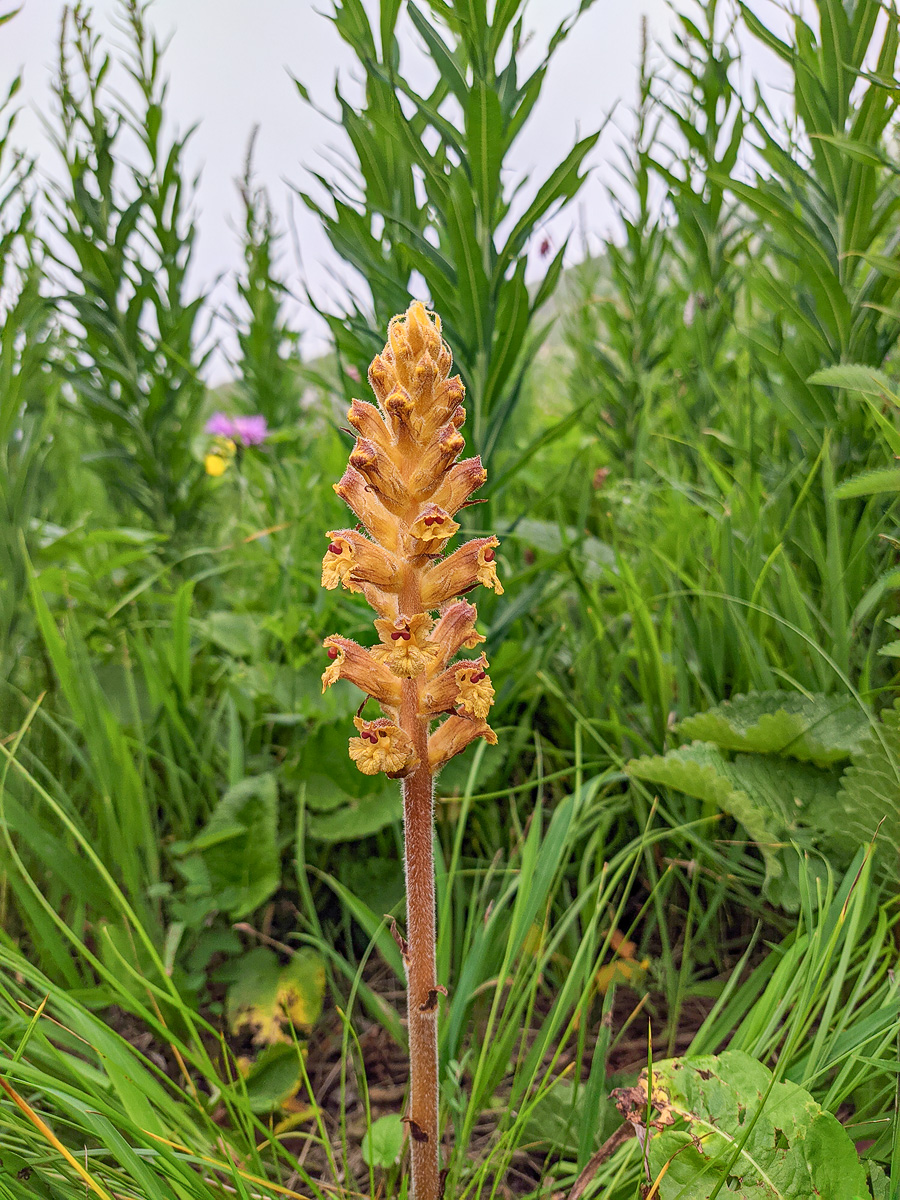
<box><xmin>241</xmin><ymin>1043</ymin><xmax>305</xmax><ymax>1113</ymax></box>
<box><xmin>643</xmin><ymin>1050</ymin><xmax>870</xmax><ymax>1198</ymax></box>
<box><xmin>198</xmin><ymin>611</ymin><xmax>261</xmax><ymax>658</ymax></box>
<box><xmin>677</xmin><ymin>692</ymin><xmax>869</xmax><ymax>766</ymax></box>
<box><xmin>306</xmin><ymin>785</ymin><xmax>402</xmax><ymax>842</ymax></box>
<box><xmin>361</xmin><ymin>1113</ymin><xmax>405</xmax><ymax>1169</ymax></box>
<box><xmin>835</xmin><ymin>700</ymin><xmax>900</xmax><ymax>867</ymax></box>
<box><xmin>176</xmin><ymin>774</ymin><xmax>279</xmax><ymax>918</ymax></box>
<box><xmin>808</xmin><ymin>364</ymin><xmax>900</xmax><ymax>405</ymax></box>
<box><xmin>520</xmin><ymin>1079</ymin><xmax>617</xmax><ymax>1154</ymax></box>
<box><xmin>227</xmin><ymin>946</ymin><xmax>325</xmax><ymax>1045</ymax></box>
<box><xmin>626</xmin><ymin>743</ymin><xmax>844</xmax><ymax>904</ymax></box>
<box><xmin>834</xmin><ymin>467</ymin><xmax>900</xmax><ymax>499</ymax></box>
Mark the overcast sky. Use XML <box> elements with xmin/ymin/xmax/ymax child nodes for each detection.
<box><xmin>4</xmin><ymin>0</ymin><xmax>795</xmax><ymax>376</ymax></box>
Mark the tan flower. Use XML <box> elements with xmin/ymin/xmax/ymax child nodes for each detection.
<box><xmin>321</xmin><ymin>534</ymin><xmax>358</xmax><ymax>591</ymax></box>
<box><xmin>421</xmin><ymin>536</ymin><xmax>503</xmax><ymax>608</ymax></box>
<box><xmin>349</xmin><ymin>717</ymin><xmax>418</xmax><ymax>777</ymax></box>
<box><xmin>321</xmin><ymin>636</ymin><xmax>402</xmax><ymax>711</ymax></box>
<box><xmin>371</xmin><ymin>613</ymin><xmax>440</xmax><ymax>678</ymax></box>
<box><xmin>322</xmin><ymin>530</ymin><xmax>400</xmax><ymax>594</ymax></box>
<box><xmin>408</xmin><ymin>504</ymin><xmax>460</xmax><ymax>552</ymax></box>
<box><xmin>422</xmin><ymin>656</ymin><xmax>494</xmax><ymax>720</ymax></box>
<box><xmin>428</xmin><ymin>715</ymin><xmax>497</xmax><ymax>773</ymax></box>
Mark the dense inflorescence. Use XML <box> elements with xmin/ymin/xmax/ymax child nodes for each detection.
<box><xmin>320</xmin><ymin>299</ymin><xmax>501</xmax><ymax>776</ymax></box>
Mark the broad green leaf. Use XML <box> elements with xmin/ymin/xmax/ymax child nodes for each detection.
<box><xmin>197</xmin><ymin>611</ymin><xmax>261</xmax><ymax>658</ymax></box>
<box><xmin>174</xmin><ymin>774</ymin><xmax>279</xmax><ymax>918</ymax></box>
<box><xmin>626</xmin><ymin>743</ymin><xmax>844</xmax><ymax>904</ymax></box>
<box><xmin>677</xmin><ymin>692</ymin><xmax>869</xmax><ymax>765</ymax></box>
<box><xmin>227</xmin><ymin>946</ymin><xmax>325</xmax><ymax>1045</ymax></box>
<box><xmin>306</xmin><ymin>785</ymin><xmax>402</xmax><ymax>842</ymax></box>
<box><xmin>362</xmin><ymin>1113</ymin><xmax>405</xmax><ymax>1168</ymax></box>
<box><xmin>241</xmin><ymin>1042</ymin><xmax>306</xmax><ymax>1113</ymax></box>
<box><xmin>641</xmin><ymin>1050</ymin><xmax>869</xmax><ymax>1198</ymax></box>
<box><xmin>835</xmin><ymin>700</ymin><xmax>900</xmax><ymax>866</ymax></box>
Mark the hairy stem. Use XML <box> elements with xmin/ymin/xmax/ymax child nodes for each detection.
<box><xmin>402</xmin><ymin>750</ymin><xmax>440</xmax><ymax>1199</ymax></box>
<box><xmin>400</xmin><ymin>567</ymin><xmax>440</xmax><ymax>1199</ymax></box>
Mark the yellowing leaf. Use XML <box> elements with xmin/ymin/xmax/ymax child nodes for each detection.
<box><xmin>228</xmin><ymin>947</ymin><xmax>325</xmax><ymax>1046</ymax></box>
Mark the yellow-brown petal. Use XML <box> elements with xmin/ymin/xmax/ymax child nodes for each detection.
<box><xmin>371</xmin><ymin>613</ymin><xmax>440</xmax><ymax>678</ymax></box>
<box><xmin>421</xmin><ymin>657</ymin><xmax>493</xmax><ymax>720</ymax></box>
<box><xmin>476</xmin><ymin>540</ymin><xmax>504</xmax><ymax>594</ymax></box>
<box><xmin>321</xmin><ymin>534</ymin><xmax>360</xmax><ymax>592</ymax></box>
<box><xmin>428</xmin><ymin>715</ymin><xmax>497</xmax><ymax>773</ymax></box>
<box><xmin>408</xmin><ymin>504</ymin><xmax>460</xmax><ymax>552</ymax></box>
<box><xmin>420</xmin><ymin>536</ymin><xmax>502</xmax><ymax>609</ymax></box>
<box><xmin>322</xmin><ymin>636</ymin><xmax>402</xmax><ymax>709</ymax></box>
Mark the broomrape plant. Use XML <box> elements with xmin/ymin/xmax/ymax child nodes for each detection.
<box><xmin>320</xmin><ymin>300</ymin><xmax>502</xmax><ymax>1200</ymax></box>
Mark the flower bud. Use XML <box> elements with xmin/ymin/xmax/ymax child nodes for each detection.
<box><xmin>334</xmin><ymin>467</ymin><xmax>398</xmax><ymax>549</ymax></box>
<box><xmin>368</xmin><ymin>355</ymin><xmax>394</xmax><ymax>404</ymax></box>
<box><xmin>429</xmin><ymin>601</ymin><xmax>485</xmax><ymax>671</ymax></box>
<box><xmin>420</xmin><ymin>375</ymin><xmax>465</xmax><ymax>437</ymax></box>
<box><xmin>384</xmin><ymin>385</ymin><xmax>419</xmax><ymax>441</ymax></box>
<box><xmin>349</xmin><ymin>438</ymin><xmax>407</xmax><ymax>508</ymax></box>
<box><xmin>348</xmin><ymin>398</ymin><xmax>392</xmax><ymax>447</ymax></box>
<box><xmin>409</xmin><ymin>425</ymin><xmax>466</xmax><ymax>498</ymax></box>
<box><xmin>430</xmin><ymin>457</ymin><xmax>488</xmax><ymax>516</ymax></box>
<box><xmin>410</xmin><ymin>352</ymin><xmax>440</xmax><ymax>401</ymax></box>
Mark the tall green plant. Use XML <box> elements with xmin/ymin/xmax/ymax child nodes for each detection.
<box><xmin>50</xmin><ymin>0</ymin><xmax>211</xmax><ymax>537</ymax></box>
<box><xmin>299</xmin><ymin>0</ymin><xmax>602</xmax><ymax>465</ymax></box>
<box><xmin>567</xmin><ymin>19</ymin><xmax>677</xmax><ymax>475</ymax></box>
<box><xmin>0</xmin><ymin>64</ymin><xmax>57</xmax><ymax>691</ymax></box>
<box><xmin>735</xmin><ymin>0</ymin><xmax>900</xmax><ymax>454</ymax></box>
<box><xmin>228</xmin><ymin>136</ymin><xmax>301</xmax><ymax>429</ymax></box>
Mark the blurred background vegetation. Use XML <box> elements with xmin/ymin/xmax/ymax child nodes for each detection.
<box><xmin>1</xmin><ymin>0</ymin><xmax>900</xmax><ymax>1196</ymax></box>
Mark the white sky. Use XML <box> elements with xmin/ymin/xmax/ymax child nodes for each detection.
<box><xmin>3</xmin><ymin>0</ymin><xmax>796</xmax><ymax>377</ymax></box>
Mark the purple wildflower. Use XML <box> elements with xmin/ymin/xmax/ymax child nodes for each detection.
<box><xmin>206</xmin><ymin>412</ymin><xmax>235</xmax><ymax>438</ymax></box>
<box><xmin>232</xmin><ymin>415</ymin><xmax>269</xmax><ymax>446</ymax></box>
